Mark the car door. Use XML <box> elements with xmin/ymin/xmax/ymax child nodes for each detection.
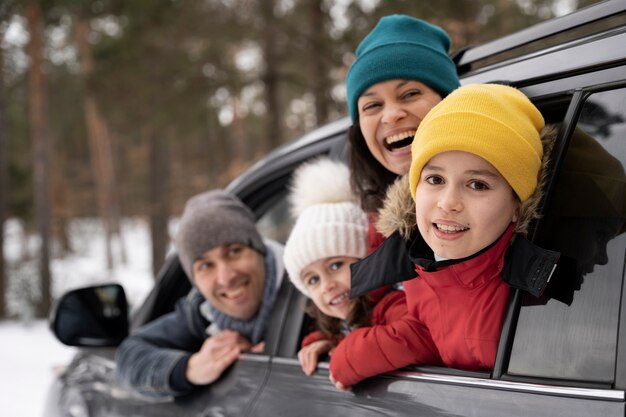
<box><xmin>250</xmin><ymin>84</ymin><xmax>626</xmax><ymax>417</ymax></box>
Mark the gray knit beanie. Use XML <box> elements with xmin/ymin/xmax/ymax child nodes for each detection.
<box><xmin>174</xmin><ymin>190</ymin><xmax>266</xmax><ymax>279</ymax></box>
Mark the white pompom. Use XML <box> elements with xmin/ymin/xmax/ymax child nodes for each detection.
<box><xmin>288</xmin><ymin>157</ymin><xmax>357</xmax><ymax>218</ymax></box>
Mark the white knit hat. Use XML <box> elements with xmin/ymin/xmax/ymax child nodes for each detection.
<box><xmin>283</xmin><ymin>157</ymin><xmax>369</xmax><ymax>297</ymax></box>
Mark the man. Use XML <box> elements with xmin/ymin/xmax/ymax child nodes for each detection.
<box><xmin>116</xmin><ymin>190</ymin><xmax>284</xmax><ymax>397</ymax></box>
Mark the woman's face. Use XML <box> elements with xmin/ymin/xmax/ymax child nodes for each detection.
<box><xmin>414</xmin><ymin>151</ymin><xmax>520</xmax><ymax>260</ymax></box>
<box><xmin>301</xmin><ymin>256</ymin><xmax>359</xmax><ymax>320</ymax></box>
<box><xmin>357</xmin><ymin>79</ymin><xmax>442</xmax><ymax>176</ymax></box>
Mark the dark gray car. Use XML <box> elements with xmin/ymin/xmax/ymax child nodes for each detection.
<box><xmin>47</xmin><ymin>2</ymin><xmax>626</xmax><ymax>416</ymax></box>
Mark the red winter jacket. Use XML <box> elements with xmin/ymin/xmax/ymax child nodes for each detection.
<box><xmin>300</xmin><ymin>285</ymin><xmax>395</xmax><ymax>349</ymax></box>
<box><xmin>331</xmin><ymin>225</ymin><xmax>515</xmax><ymax>387</ymax></box>
<box><xmin>329</xmin><ymin>290</ymin><xmax>443</xmax><ymax>387</ymax></box>
<box><xmin>367</xmin><ymin>212</ymin><xmax>386</xmax><ymax>253</ymax></box>
<box><xmin>405</xmin><ymin>225</ymin><xmax>514</xmax><ymax>370</ymax></box>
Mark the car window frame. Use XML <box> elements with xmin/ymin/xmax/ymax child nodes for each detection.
<box><xmin>497</xmin><ymin>82</ymin><xmax>626</xmax><ymax>392</ymax></box>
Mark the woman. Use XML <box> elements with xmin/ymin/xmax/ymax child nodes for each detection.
<box><xmin>345</xmin><ymin>14</ymin><xmax>460</xmax><ymax>249</ymax></box>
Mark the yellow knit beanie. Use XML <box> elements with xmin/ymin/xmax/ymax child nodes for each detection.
<box><xmin>409</xmin><ymin>84</ymin><xmax>545</xmax><ymax>202</ymax></box>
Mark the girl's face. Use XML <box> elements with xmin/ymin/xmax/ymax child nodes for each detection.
<box><xmin>414</xmin><ymin>151</ymin><xmax>520</xmax><ymax>260</ymax></box>
<box><xmin>301</xmin><ymin>256</ymin><xmax>359</xmax><ymax>320</ymax></box>
<box><xmin>357</xmin><ymin>79</ymin><xmax>442</xmax><ymax>176</ymax></box>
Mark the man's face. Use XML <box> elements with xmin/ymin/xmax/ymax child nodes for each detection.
<box><xmin>192</xmin><ymin>243</ymin><xmax>265</xmax><ymax>320</ymax></box>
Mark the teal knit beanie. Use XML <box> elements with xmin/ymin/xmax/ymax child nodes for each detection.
<box><xmin>346</xmin><ymin>15</ymin><xmax>460</xmax><ymax>122</ymax></box>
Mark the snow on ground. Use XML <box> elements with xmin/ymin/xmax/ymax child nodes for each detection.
<box><xmin>1</xmin><ymin>217</ymin><xmax>157</xmax><ymax>417</ymax></box>
<box><xmin>0</xmin><ymin>320</ymin><xmax>76</xmax><ymax>417</ymax></box>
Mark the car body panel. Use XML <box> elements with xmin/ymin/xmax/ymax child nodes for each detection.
<box><xmin>459</xmin><ymin>27</ymin><xmax>626</xmax><ymax>89</ymax></box>
<box><xmin>255</xmin><ymin>359</ymin><xmax>625</xmax><ymax>417</ymax></box>
<box><xmin>46</xmin><ymin>351</ymin><xmax>272</xmax><ymax>417</ymax></box>
<box><xmin>455</xmin><ymin>0</ymin><xmax>626</xmax><ymax>67</ymax></box>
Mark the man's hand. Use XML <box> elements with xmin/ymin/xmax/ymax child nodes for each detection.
<box><xmin>297</xmin><ymin>339</ymin><xmax>334</xmax><ymax>376</ymax></box>
<box><xmin>186</xmin><ymin>330</ymin><xmax>247</xmax><ymax>385</ymax></box>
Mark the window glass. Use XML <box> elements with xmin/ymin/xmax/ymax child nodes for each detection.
<box><xmin>257</xmin><ymin>194</ymin><xmax>293</xmax><ymax>243</ymax></box>
<box><xmin>508</xmin><ymin>89</ymin><xmax>626</xmax><ymax>383</ymax></box>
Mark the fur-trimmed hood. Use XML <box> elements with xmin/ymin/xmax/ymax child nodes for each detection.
<box><xmin>375</xmin><ymin>125</ymin><xmax>558</xmax><ymax>241</ymax></box>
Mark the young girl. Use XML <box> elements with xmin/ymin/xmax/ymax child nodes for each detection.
<box><xmin>283</xmin><ymin>157</ymin><xmax>441</xmax><ymax>378</ymax></box>
<box><xmin>330</xmin><ymin>84</ymin><xmax>560</xmax><ymax>389</ymax></box>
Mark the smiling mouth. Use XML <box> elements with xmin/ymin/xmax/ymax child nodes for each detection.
<box><xmin>435</xmin><ymin>223</ymin><xmax>469</xmax><ymax>233</ymax></box>
<box><xmin>329</xmin><ymin>292</ymin><xmax>348</xmax><ymax>306</ymax></box>
<box><xmin>384</xmin><ymin>130</ymin><xmax>416</xmax><ymax>151</ymax></box>
<box><xmin>219</xmin><ymin>279</ymin><xmax>248</xmax><ymax>300</ymax></box>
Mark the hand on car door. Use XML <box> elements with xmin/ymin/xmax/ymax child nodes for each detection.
<box><xmin>186</xmin><ymin>329</ymin><xmax>250</xmax><ymax>385</ymax></box>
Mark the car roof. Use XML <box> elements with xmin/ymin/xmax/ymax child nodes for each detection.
<box><xmin>226</xmin><ymin>117</ymin><xmax>351</xmax><ymax>207</ymax></box>
<box><xmin>456</xmin><ymin>0</ymin><xmax>626</xmax><ymax>82</ymax></box>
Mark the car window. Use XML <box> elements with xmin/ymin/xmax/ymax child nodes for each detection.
<box><xmin>257</xmin><ymin>196</ymin><xmax>293</xmax><ymax>243</ymax></box>
<box><xmin>255</xmin><ymin>143</ymin><xmax>348</xmax><ymax>244</ymax></box>
<box><xmin>508</xmin><ymin>88</ymin><xmax>626</xmax><ymax>383</ymax></box>
<box><xmin>254</xmin><ymin>151</ymin><xmax>347</xmax><ymax>355</ymax></box>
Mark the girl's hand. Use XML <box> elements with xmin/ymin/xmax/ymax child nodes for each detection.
<box><xmin>329</xmin><ymin>371</ymin><xmax>350</xmax><ymax>391</ymax></box>
<box><xmin>297</xmin><ymin>339</ymin><xmax>334</xmax><ymax>376</ymax></box>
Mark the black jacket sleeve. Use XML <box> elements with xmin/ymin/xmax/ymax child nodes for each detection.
<box><xmin>350</xmin><ymin>230</ymin><xmax>416</xmax><ymax>299</ymax></box>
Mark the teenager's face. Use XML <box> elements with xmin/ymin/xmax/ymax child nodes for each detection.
<box><xmin>301</xmin><ymin>256</ymin><xmax>359</xmax><ymax>320</ymax></box>
<box><xmin>192</xmin><ymin>243</ymin><xmax>265</xmax><ymax>320</ymax></box>
<box><xmin>357</xmin><ymin>79</ymin><xmax>442</xmax><ymax>176</ymax></box>
<box><xmin>414</xmin><ymin>151</ymin><xmax>520</xmax><ymax>260</ymax></box>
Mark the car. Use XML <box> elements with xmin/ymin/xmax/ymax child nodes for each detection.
<box><xmin>46</xmin><ymin>2</ymin><xmax>626</xmax><ymax>416</ymax></box>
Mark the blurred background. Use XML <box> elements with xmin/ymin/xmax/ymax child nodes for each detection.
<box><xmin>0</xmin><ymin>0</ymin><xmax>601</xmax><ymax>321</ymax></box>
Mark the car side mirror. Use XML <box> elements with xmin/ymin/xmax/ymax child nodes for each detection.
<box><xmin>50</xmin><ymin>284</ymin><xmax>129</xmax><ymax>347</ymax></box>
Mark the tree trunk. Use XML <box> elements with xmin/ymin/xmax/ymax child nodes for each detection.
<box><xmin>260</xmin><ymin>0</ymin><xmax>282</xmax><ymax>150</ymax></box>
<box><xmin>0</xmin><ymin>46</ymin><xmax>7</xmax><ymax>318</ymax></box>
<box><xmin>26</xmin><ymin>0</ymin><xmax>52</xmax><ymax>318</ymax></box>
<box><xmin>51</xmin><ymin>150</ymin><xmax>72</xmax><ymax>254</ymax></box>
<box><xmin>147</xmin><ymin>127</ymin><xmax>169</xmax><ymax>278</ymax></box>
<box><xmin>308</xmin><ymin>0</ymin><xmax>330</xmax><ymax>126</ymax></box>
<box><xmin>226</xmin><ymin>45</ymin><xmax>246</xmax><ymax>177</ymax></box>
<box><xmin>76</xmin><ymin>17</ymin><xmax>124</xmax><ymax>269</ymax></box>
<box><xmin>498</xmin><ymin>0</ymin><xmax>514</xmax><ymax>36</ymax></box>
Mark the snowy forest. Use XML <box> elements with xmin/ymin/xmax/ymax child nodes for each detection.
<box><xmin>0</xmin><ymin>0</ymin><xmax>600</xmax><ymax>320</ymax></box>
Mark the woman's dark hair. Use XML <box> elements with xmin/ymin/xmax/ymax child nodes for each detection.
<box><xmin>305</xmin><ymin>296</ymin><xmax>375</xmax><ymax>338</ymax></box>
<box><xmin>347</xmin><ymin>124</ymin><xmax>398</xmax><ymax>213</ymax></box>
